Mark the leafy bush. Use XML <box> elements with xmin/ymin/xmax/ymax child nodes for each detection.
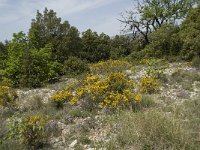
<box><xmin>192</xmin><ymin>55</ymin><xmax>200</xmax><ymax>68</ymax></box>
<box><xmin>63</xmin><ymin>56</ymin><xmax>89</xmax><ymax>75</ymax></box>
<box><xmin>20</xmin><ymin>45</ymin><xmax>62</xmax><ymax>87</ymax></box>
<box><xmin>180</xmin><ymin>5</ymin><xmax>200</xmax><ymax>60</ymax></box>
<box><xmin>141</xmin><ymin>58</ymin><xmax>168</xmax><ymax>79</ymax></box>
<box><xmin>51</xmin><ymin>72</ymin><xmax>142</xmax><ymax>110</ymax></box>
<box><xmin>126</xmin><ymin>48</ymin><xmax>154</xmax><ymax>61</ymax></box>
<box><xmin>139</xmin><ymin>77</ymin><xmax>160</xmax><ymax>94</ymax></box>
<box><xmin>0</xmin><ymin>86</ymin><xmax>17</xmax><ymax>108</ymax></box>
<box><xmin>90</xmin><ymin>59</ymin><xmax>133</xmax><ymax>75</ymax></box>
<box><xmin>3</xmin><ymin>33</ymin><xmax>62</xmax><ymax>88</ymax></box>
<box><xmin>148</xmin><ymin>24</ymin><xmax>182</xmax><ymax>57</ymax></box>
<box><xmin>7</xmin><ymin>115</ymin><xmax>49</xmax><ymax>150</ymax></box>
<box><xmin>110</xmin><ymin>35</ymin><xmax>133</xmax><ymax>59</ymax></box>
<box><xmin>127</xmin><ymin>24</ymin><xmax>182</xmax><ymax>60</ymax></box>
<box><xmin>81</xmin><ymin>30</ymin><xmax>110</xmax><ymax>62</ymax></box>
<box><xmin>110</xmin><ymin>47</ymin><xmax>129</xmax><ymax>60</ymax></box>
<box><xmin>51</xmin><ymin>82</ymin><xmax>75</xmax><ymax>109</ymax></box>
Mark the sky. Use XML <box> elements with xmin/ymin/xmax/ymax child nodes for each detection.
<box><xmin>0</xmin><ymin>0</ymin><xmax>134</xmax><ymax>41</ymax></box>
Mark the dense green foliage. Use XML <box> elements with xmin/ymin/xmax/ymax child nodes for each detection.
<box><xmin>147</xmin><ymin>24</ymin><xmax>182</xmax><ymax>57</ymax></box>
<box><xmin>81</xmin><ymin>29</ymin><xmax>111</xmax><ymax>62</ymax></box>
<box><xmin>1</xmin><ymin>32</ymin><xmax>61</xmax><ymax>87</ymax></box>
<box><xmin>0</xmin><ymin>42</ymin><xmax>7</xmax><ymax>80</ymax></box>
<box><xmin>120</xmin><ymin>0</ymin><xmax>199</xmax><ymax>44</ymax></box>
<box><xmin>1</xmin><ymin>3</ymin><xmax>200</xmax><ymax>150</ymax></box>
<box><xmin>110</xmin><ymin>35</ymin><xmax>140</xmax><ymax>59</ymax></box>
<box><xmin>1</xmin><ymin>5</ymin><xmax>200</xmax><ymax>87</ymax></box>
<box><xmin>29</xmin><ymin>8</ymin><xmax>82</xmax><ymax>63</ymax></box>
<box><xmin>7</xmin><ymin>115</ymin><xmax>49</xmax><ymax>149</ymax></box>
<box><xmin>180</xmin><ymin>5</ymin><xmax>200</xmax><ymax>60</ymax></box>
<box><xmin>63</xmin><ymin>56</ymin><xmax>89</xmax><ymax>75</ymax></box>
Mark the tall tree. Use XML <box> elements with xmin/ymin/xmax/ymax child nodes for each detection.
<box><xmin>110</xmin><ymin>35</ymin><xmax>133</xmax><ymax>59</ymax></box>
<box><xmin>3</xmin><ymin>31</ymin><xmax>61</xmax><ymax>87</ymax></box>
<box><xmin>0</xmin><ymin>42</ymin><xmax>8</xmax><ymax>81</ymax></box>
<box><xmin>120</xmin><ymin>0</ymin><xmax>199</xmax><ymax>44</ymax></box>
<box><xmin>81</xmin><ymin>29</ymin><xmax>110</xmax><ymax>62</ymax></box>
<box><xmin>0</xmin><ymin>42</ymin><xmax>7</xmax><ymax>67</ymax></box>
<box><xmin>180</xmin><ymin>4</ymin><xmax>200</xmax><ymax>59</ymax></box>
<box><xmin>29</xmin><ymin>8</ymin><xmax>81</xmax><ymax>62</ymax></box>
<box><xmin>4</xmin><ymin>32</ymin><xmax>28</xmax><ymax>85</ymax></box>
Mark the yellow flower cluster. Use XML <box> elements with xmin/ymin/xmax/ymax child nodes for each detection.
<box><xmin>51</xmin><ymin>72</ymin><xmax>142</xmax><ymax>109</ymax></box>
<box><xmin>51</xmin><ymin>89</ymin><xmax>73</xmax><ymax>108</ymax></box>
<box><xmin>90</xmin><ymin>59</ymin><xmax>133</xmax><ymax>74</ymax></box>
<box><xmin>134</xmin><ymin>93</ymin><xmax>142</xmax><ymax>102</ymax></box>
<box><xmin>51</xmin><ymin>90</ymin><xmax>72</xmax><ymax>102</ymax></box>
<box><xmin>139</xmin><ymin>77</ymin><xmax>160</xmax><ymax>93</ymax></box>
<box><xmin>51</xmin><ymin>82</ymin><xmax>78</xmax><ymax>107</ymax></box>
<box><xmin>26</xmin><ymin>115</ymin><xmax>49</xmax><ymax>126</ymax></box>
<box><xmin>0</xmin><ymin>85</ymin><xmax>17</xmax><ymax>108</ymax></box>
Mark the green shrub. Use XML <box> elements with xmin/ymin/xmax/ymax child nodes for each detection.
<box><xmin>7</xmin><ymin>115</ymin><xmax>49</xmax><ymax>150</ymax></box>
<box><xmin>110</xmin><ymin>47</ymin><xmax>129</xmax><ymax>59</ymax></box>
<box><xmin>148</xmin><ymin>24</ymin><xmax>182</xmax><ymax>57</ymax></box>
<box><xmin>20</xmin><ymin>45</ymin><xmax>62</xmax><ymax>87</ymax></box>
<box><xmin>126</xmin><ymin>48</ymin><xmax>154</xmax><ymax>61</ymax></box>
<box><xmin>142</xmin><ymin>58</ymin><xmax>168</xmax><ymax>79</ymax></box>
<box><xmin>0</xmin><ymin>85</ymin><xmax>18</xmax><ymax>109</ymax></box>
<box><xmin>81</xmin><ymin>30</ymin><xmax>110</xmax><ymax>62</ymax></box>
<box><xmin>4</xmin><ymin>35</ymin><xmax>62</xmax><ymax>88</ymax></box>
<box><xmin>51</xmin><ymin>73</ymin><xmax>142</xmax><ymax>111</ymax></box>
<box><xmin>180</xmin><ymin>5</ymin><xmax>200</xmax><ymax>60</ymax></box>
<box><xmin>63</xmin><ymin>56</ymin><xmax>89</xmax><ymax>75</ymax></box>
<box><xmin>127</xmin><ymin>24</ymin><xmax>182</xmax><ymax>60</ymax></box>
<box><xmin>192</xmin><ymin>55</ymin><xmax>200</xmax><ymax>68</ymax></box>
<box><xmin>90</xmin><ymin>59</ymin><xmax>133</xmax><ymax>75</ymax></box>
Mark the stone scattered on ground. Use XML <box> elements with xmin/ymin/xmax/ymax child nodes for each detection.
<box><xmin>10</xmin><ymin>62</ymin><xmax>200</xmax><ymax>149</ymax></box>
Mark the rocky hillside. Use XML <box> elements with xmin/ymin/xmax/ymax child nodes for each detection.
<box><xmin>1</xmin><ymin>60</ymin><xmax>200</xmax><ymax>150</ymax></box>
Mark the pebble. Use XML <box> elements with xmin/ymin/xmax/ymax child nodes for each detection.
<box><xmin>69</xmin><ymin>139</ymin><xmax>78</xmax><ymax>148</ymax></box>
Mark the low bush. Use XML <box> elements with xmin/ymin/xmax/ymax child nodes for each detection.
<box><xmin>90</xmin><ymin>59</ymin><xmax>133</xmax><ymax>75</ymax></box>
<box><xmin>51</xmin><ymin>82</ymin><xmax>77</xmax><ymax>109</ymax></box>
<box><xmin>141</xmin><ymin>58</ymin><xmax>168</xmax><ymax>79</ymax></box>
<box><xmin>0</xmin><ymin>85</ymin><xmax>18</xmax><ymax>108</ymax></box>
<box><xmin>192</xmin><ymin>55</ymin><xmax>200</xmax><ymax>68</ymax></box>
<box><xmin>148</xmin><ymin>24</ymin><xmax>182</xmax><ymax>57</ymax></box>
<box><xmin>63</xmin><ymin>56</ymin><xmax>90</xmax><ymax>75</ymax></box>
<box><xmin>51</xmin><ymin>72</ymin><xmax>142</xmax><ymax>110</ymax></box>
<box><xmin>6</xmin><ymin>115</ymin><xmax>49</xmax><ymax>150</ymax></box>
<box><xmin>110</xmin><ymin>47</ymin><xmax>129</xmax><ymax>60</ymax></box>
<box><xmin>126</xmin><ymin>48</ymin><xmax>154</xmax><ymax>61</ymax></box>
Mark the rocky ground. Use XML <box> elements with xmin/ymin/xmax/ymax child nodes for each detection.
<box><xmin>9</xmin><ymin>62</ymin><xmax>199</xmax><ymax>150</ymax></box>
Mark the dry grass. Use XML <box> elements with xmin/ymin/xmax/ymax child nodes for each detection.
<box><xmin>105</xmin><ymin>109</ymin><xmax>197</xmax><ymax>150</ymax></box>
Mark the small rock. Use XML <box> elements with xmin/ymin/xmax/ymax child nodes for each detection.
<box><xmin>87</xmin><ymin>148</ymin><xmax>95</xmax><ymax>150</ymax></box>
<box><xmin>57</xmin><ymin>122</ymin><xmax>67</xmax><ymax>130</ymax></box>
<box><xmin>69</xmin><ymin>139</ymin><xmax>77</xmax><ymax>148</ymax></box>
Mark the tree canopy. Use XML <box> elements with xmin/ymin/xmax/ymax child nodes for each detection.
<box><xmin>120</xmin><ymin>0</ymin><xmax>199</xmax><ymax>44</ymax></box>
<box><xmin>29</xmin><ymin>8</ymin><xmax>81</xmax><ymax>63</ymax></box>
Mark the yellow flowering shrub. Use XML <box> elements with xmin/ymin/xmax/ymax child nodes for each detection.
<box><xmin>90</xmin><ymin>59</ymin><xmax>133</xmax><ymax>74</ymax></box>
<box><xmin>7</xmin><ymin>115</ymin><xmax>49</xmax><ymax>149</ymax></box>
<box><xmin>51</xmin><ymin>72</ymin><xmax>142</xmax><ymax>110</ymax></box>
<box><xmin>51</xmin><ymin>83</ymin><xmax>75</xmax><ymax>108</ymax></box>
<box><xmin>0</xmin><ymin>85</ymin><xmax>18</xmax><ymax>108</ymax></box>
<box><xmin>139</xmin><ymin>77</ymin><xmax>160</xmax><ymax>94</ymax></box>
